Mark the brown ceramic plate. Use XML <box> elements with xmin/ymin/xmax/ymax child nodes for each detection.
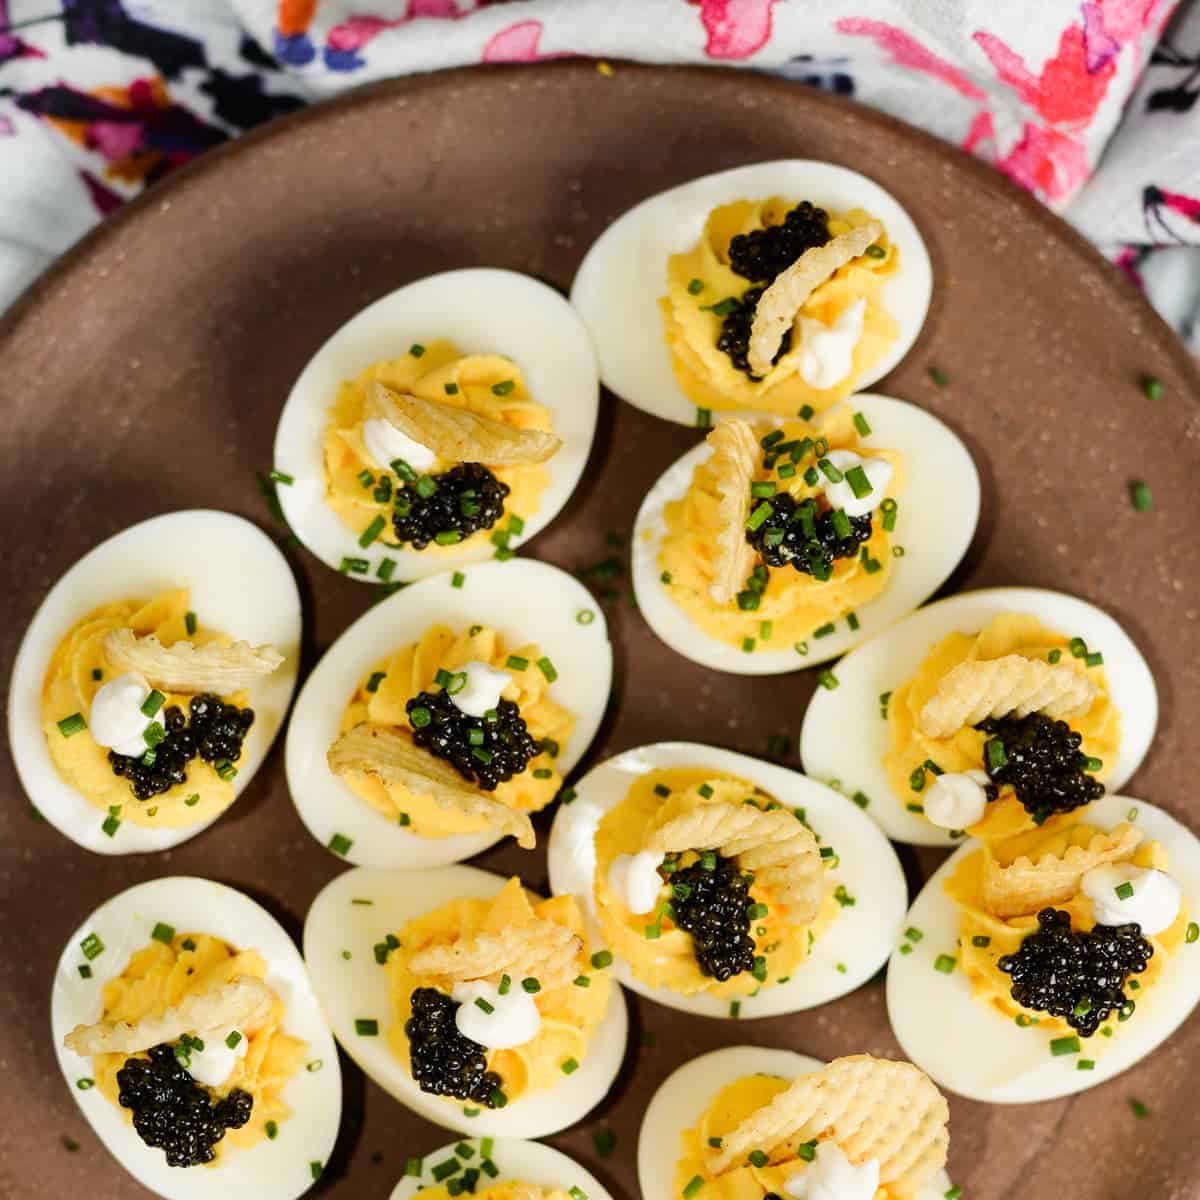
<box><xmin>2</xmin><ymin>62</ymin><xmax>1199</xmax><ymax>1200</ymax></box>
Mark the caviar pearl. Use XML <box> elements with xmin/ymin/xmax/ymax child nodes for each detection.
<box><xmin>923</xmin><ymin>770</ymin><xmax>989</xmax><ymax>831</ymax></box>
<box><xmin>1082</xmin><ymin>864</ymin><xmax>1182</xmax><ymax>936</ymax></box>
<box><xmin>89</xmin><ymin>672</ymin><xmax>164</xmax><ymax>758</ymax></box>
<box><xmin>821</xmin><ymin>449</ymin><xmax>893</xmax><ymax>518</ymax></box>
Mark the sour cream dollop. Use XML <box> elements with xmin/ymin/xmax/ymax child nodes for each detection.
<box><xmin>784</xmin><ymin>1141</ymin><xmax>880</xmax><ymax>1200</ymax></box>
<box><xmin>608</xmin><ymin>850</ymin><xmax>665</xmax><ymax>915</ymax></box>
<box><xmin>452</xmin><ymin>980</ymin><xmax>541</xmax><ymax>1049</ymax></box>
<box><xmin>89</xmin><ymin>672</ymin><xmax>165</xmax><ymax>757</ymax></box>
<box><xmin>184</xmin><ymin>1027</ymin><xmax>248</xmax><ymax>1088</ymax></box>
<box><xmin>448</xmin><ymin>661</ymin><xmax>512</xmax><ymax>719</ymax></box>
<box><xmin>362</xmin><ymin>417</ymin><xmax>437</xmax><ymax>474</ymax></box>
<box><xmin>821</xmin><ymin>448</ymin><xmax>893</xmax><ymax>519</ymax></box>
<box><xmin>1081</xmin><ymin>863</ymin><xmax>1182</xmax><ymax>935</ymax></box>
<box><xmin>924</xmin><ymin>770</ymin><xmax>990</xmax><ymax>831</ymax></box>
<box><xmin>797</xmin><ymin>297</ymin><xmax>866</xmax><ymax>390</ymax></box>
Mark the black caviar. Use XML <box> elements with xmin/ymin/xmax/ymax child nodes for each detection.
<box><xmin>727</xmin><ymin>201</ymin><xmax>831</xmax><ymax>282</ymax></box>
<box><xmin>405</xmin><ymin>987</ymin><xmax>504</xmax><ymax>1106</ymax></box>
<box><xmin>998</xmin><ymin>908</ymin><xmax>1152</xmax><ymax>1037</ymax></box>
<box><xmin>108</xmin><ymin>694</ymin><xmax>254</xmax><ymax>801</ymax></box>
<box><xmin>668</xmin><ymin>853</ymin><xmax>757</xmax><ymax>982</ymax></box>
<box><xmin>713</xmin><ymin>202</ymin><xmax>831</xmax><ymax>379</ymax></box>
<box><xmin>117</xmin><ymin>1043</ymin><xmax>253</xmax><ymax>1167</ymax></box>
<box><xmin>391</xmin><ymin>462</ymin><xmax>508</xmax><ymax>550</ymax></box>
<box><xmin>977</xmin><ymin>712</ymin><xmax>1105</xmax><ymax>823</ymax></box>
<box><xmin>406</xmin><ymin>688</ymin><xmax>539</xmax><ymax>791</ymax></box>
<box><xmin>745</xmin><ymin>491</ymin><xmax>873</xmax><ymax>579</ymax></box>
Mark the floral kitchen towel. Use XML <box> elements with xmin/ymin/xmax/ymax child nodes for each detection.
<box><xmin>1</xmin><ymin>0</ymin><xmax>1197</xmax><ymax>348</ymax></box>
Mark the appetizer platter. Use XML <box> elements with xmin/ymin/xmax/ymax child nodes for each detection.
<box><xmin>2</xmin><ymin>62</ymin><xmax>1199</xmax><ymax>1200</ymax></box>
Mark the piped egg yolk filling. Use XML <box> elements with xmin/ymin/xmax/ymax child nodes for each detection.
<box><xmin>337</xmin><ymin>623</ymin><xmax>573</xmax><ymax>837</ymax></box>
<box><xmin>675</xmin><ymin>1075</ymin><xmax>907</xmax><ymax>1200</ymax></box>
<box><xmin>94</xmin><ymin>933</ymin><xmax>306</xmax><ymax>1157</ymax></box>
<box><xmin>945</xmin><ymin>825</ymin><xmax>1188</xmax><ymax>1039</ymax></box>
<box><xmin>884</xmin><ymin>613</ymin><xmax>1120</xmax><ymax>840</ymax></box>
<box><xmin>660</xmin><ymin>199</ymin><xmax>899</xmax><ymax>417</ymax></box>
<box><xmin>41</xmin><ymin>589</ymin><xmax>246</xmax><ymax>828</ymax></box>
<box><xmin>658</xmin><ymin>407</ymin><xmax>902</xmax><ymax>652</ymax></box>
<box><xmin>322</xmin><ymin>339</ymin><xmax>553</xmax><ymax>545</ymax></box>
<box><xmin>594</xmin><ymin>769</ymin><xmax>837</xmax><ymax>999</ymax></box>
<box><xmin>385</xmin><ymin>878</ymin><xmax>611</xmax><ymax>1104</ymax></box>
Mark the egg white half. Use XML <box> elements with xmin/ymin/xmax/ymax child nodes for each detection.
<box><xmin>303</xmin><ymin>864</ymin><xmax>628</xmax><ymax>1138</ymax></box>
<box><xmin>51</xmin><ymin>876</ymin><xmax>341</xmax><ymax>1200</ymax></box>
<box><xmin>546</xmin><ymin>742</ymin><xmax>907</xmax><ymax>1019</ymax></box>
<box><xmin>631</xmin><ymin>393</ymin><xmax>979</xmax><ymax>675</ymax></box>
<box><xmin>800</xmin><ymin>586</ymin><xmax>1158</xmax><ymax>847</ymax></box>
<box><xmin>274</xmin><ymin>268</ymin><xmax>598</xmax><ymax>581</ymax></box>
<box><xmin>570</xmin><ymin>160</ymin><xmax>932</xmax><ymax>426</ymax></box>
<box><xmin>7</xmin><ymin>510</ymin><xmax>301</xmax><ymax>855</ymax></box>
<box><xmin>887</xmin><ymin>794</ymin><xmax>1200</xmax><ymax>1103</ymax></box>
<box><xmin>389</xmin><ymin>1138</ymin><xmax>614</xmax><ymax>1200</ymax></box>
<box><xmin>286</xmin><ymin>559</ymin><xmax>612</xmax><ymax>867</ymax></box>
<box><xmin>637</xmin><ymin>1046</ymin><xmax>952</xmax><ymax>1200</ymax></box>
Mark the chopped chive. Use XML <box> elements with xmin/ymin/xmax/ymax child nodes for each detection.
<box><xmin>864</xmin><ymin>243</ymin><xmax>887</xmax><ymax>260</ymax></box>
<box><xmin>747</xmin><ymin>1150</ymin><xmax>769</xmax><ymax>1168</ymax></box>
<box><xmin>355</xmin><ymin>1018</ymin><xmax>379</xmax><ymax>1036</ymax></box>
<box><xmin>1115</xmin><ymin>881</ymin><xmax>1135</xmax><ymax>900</ymax></box>
<box><xmin>491</xmin><ymin>379</ymin><xmax>515</xmax><ymax>396</ymax></box>
<box><xmin>410</xmin><ymin>706</ymin><xmax>432</xmax><ymax>728</ymax></box>
<box><xmin>573</xmin><ymin>974</ymin><xmax>590</xmax><ymax>988</ymax></box>
<box><xmin>328</xmin><ymin>832</ymin><xmax>353</xmax><ymax>856</ymax></box>
<box><xmin>474</xmin><ymin>997</ymin><xmax>495</xmax><ymax>1015</ymax></box>
<box><xmin>591</xmin><ymin>950</ymin><xmax>613</xmax><ymax>969</ymax></box>
<box><xmin>1048</xmin><ymin>647</ymin><xmax>1062</xmax><ymax>663</ymax></box>
<box><xmin>140</xmin><ymin>689</ymin><xmax>165</xmax><ymax>718</ymax></box>
<box><xmin>846</xmin><ymin>611</ymin><xmax>860</xmax><ymax>631</ymax></box>
<box><xmin>1131</xmin><ymin>481</ymin><xmax>1154</xmax><ymax>512</ymax></box>
<box><xmin>1141</xmin><ymin>375</ymin><xmax>1163</xmax><ymax>401</ymax></box>
<box><xmin>972</xmin><ymin>935</ymin><xmax>991</xmax><ymax>948</ymax></box>
<box><xmin>536</xmin><ymin>656</ymin><xmax>558</xmax><ymax>682</ymax></box>
<box><xmin>813</xmin><ymin>621</ymin><xmax>836</xmax><ymax>638</ymax></box>
<box><xmin>817</xmin><ymin>669</ymin><xmax>839</xmax><ymax>691</ymax></box>
<box><xmin>561</xmin><ymin>1057</ymin><xmax>580</xmax><ymax>1075</ymax></box>
<box><xmin>57</xmin><ymin>713</ymin><xmax>87</xmax><ymax>737</ymax></box>
<box><xmin>799</xmin><ymin>404</ymin><xmax>815</xmax><ymax>420</ymax></box>
<box><xmin>929</xmin><ymin>366</ymin><xmax>949</xmax><ymax>386</ymax></box>
<box><xmin>1085</xmin><ymin>651</ymin><xmax>1104</xmax><ymax>668</ymax></box>
<box><xmin>433</xmin><ymin>1158</ymin><xmax>461</xmax><ymax>1181</ymax></box>
<box><xmin>834</xmin><ymin>885</ymin><xmax>856</xmax><ymax>908</ymax></box>
<box><xmin>101</xmin><ymin>813</ymin><xmax>120</xmax><ymax>837</ymax></box>
<box><xmin>1186</xmin><ymin>922</ymin><xmax>1198</xmax><ymax>944</ymax></box>
<box><xmin>366</xmin><ymin>671</ymin><xmax>387</xmax><ymax>693</ymax></box>
<box><xmin>818</xmin><ymin>457</ymin><xmax>843</xmax><ymax>483</ymax></box>
<box><xmin>359</xmin><ymin>514</ymin><xmax>386</xmax><ymax>548</ymax></box>
<box><xmin>909</xmin><ymin>766</ymin><xmax>927</xmax><ymax>792</ymax></box>
<box><xmin>944</xmin><ymin>1189</ymin><xmax>963</xmax><ymax>1200</ymax></box>
<box><xmin>357</xmin><ymin>468</ymin><xmax>375</xmax><ymax>488</ymax></box>
<box><xmin>844</xmin><ymin>465</ymin><xmax>872</xmax><ymax>499</ymax></box>
<box><xmin>1130</xmin><ymin>1098</ymin><xmax>1150</xmax><ymax>1118</ymax></box>
<box><xmin>729</xmin><ymin>1000</ymin><xmax>741</xmax><ymax>1019</ymax></box>
<box><xmin>78</xmin><ymin>964</ymin><xmax>93</xmax><ymax>978</ymax></box>
<box><xmin>150</xmin><ymin>922</ymin><xmax>175</xmax><ymax>945</ymax></box>
<box><xmin>376</xmin><ymin>557</ymin><xmax>397</xmax><ymax>582</ymax></box>
<box><xmin>985</xmin><ymin>739</ymin><xmax>1008</xmax><ymax>771</ymax></box>
<box><xmin>742</xmin><ymin>636</ymin><xmax>756</xmax><ymax>654</ymax></box>
<box><xmin>340</xmin><ymin>556</ymin><xmax>369</xmax><ymax>575</ymax></box>
<box><xmin>746</xmin><ymin>501</ymin><xmax>773</xmax><ymax>532</ymax></box>
<box><xmin>853</xmin><ymin>411</ymin><xmax>872</xmax><ymax>436</ymax></box>
<box><xmin>1050</xmin><ymin>1035</ymin><xmax>1081</xmax><ymax>1056</ymax></box>
<box><xmin>185</xmin><ymin>793</ymin><xmax>200</xmax><ymax>806</ymax></box>
<box><xmin>521</xmin><ymin>977</ymin><xmax>541</xmax><ymax>994</ymax></box>
<box><xmin>797</xmin><ymin>1141</ymin><xmax>818</xmax><ymax>1162</ymax></box>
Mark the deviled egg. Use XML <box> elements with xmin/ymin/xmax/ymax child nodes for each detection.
<box><xmin>287</xmin><ymin>559</ymin><xmax>611</xmax><ymax>868</ymax></box>
<box><xmin>638</xmin><ymin>1046</ymin><xmax>953</xmax><ymax>1200</ymax></box>
<box><xmin>547</xmin><ymin>742</ymin><xmax>907</xmax><ymax>1019</ymax></box>
<box><xmin>632</xmin><ymin>396</ymin><xmax>978</xmax><ymax>673</ymax></box>
<box><xmin>52</xmin><ymin>876</ymin><xmax>341</xmax><ymax>1200</ymax></box>
<box><xmin>389</xmin><ymin>1137</ymin><xmax>615</xmax><ymax>1200</ymax></box>
<box><xmin>304</xmin><ymin>864</ymin><xmax>628</xmax><ymax>1138</ymax></box>
<box><xmin>571</xmin><ymin>160</ymin><xmax>932</xmax><ymax>425</ymax></box>
<box><xmin>800</xmin><ymin>587</ymin><xmax>1158</xmax><ymax>846</ymax></box>
<box><xmin>274</xmin><ymin>268</ymin><xmax>598</xmax><ymax>581</ymax></box>
<box><xmin>887</xmin><ymin>794</ymin><xmax>1200</xmax><ymax>1103</ymax></box>
<box><xmin>8</xmin><ymin>510</ymin><xmax>300</xmax><ymax>854</ymax></box>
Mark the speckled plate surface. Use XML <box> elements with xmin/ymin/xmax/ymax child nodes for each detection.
<box><xmin>1</xmin><ymin>62</ymin><xmax>1198</xmax><ymax>1200</ymax></box>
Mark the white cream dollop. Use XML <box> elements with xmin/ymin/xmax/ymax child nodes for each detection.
<box><xmin>821</xmin><ymin>448</ymin><xmax>893</xmax><ymax>519</ymax></box>
<box><xmin>88</xmin><ymin>672</ymin><xmax>165</xmax><ymax>757</ymax></box>
<box><xmin>1082</xmin><ymin>863</ymin><xmax>1182</xmax><ymax>936</ymax></box>
<box><xmin>924</xmin><ymin>769</ymin><xmax>990</xmax><ymax>831</ymax></box>
<box><xmin>362</xmin><ymin>417</ymin><xmax>437</xmax><ymax>474</ymax></box>
<box><xmin>797</xmin><ymin>297</ymin><xmax>866</xmax><ymax>390</ymax></box>
<box><xmin>784</xmin><ymin>1142</ymin><xmax>880</xmax><ymax>1200</ymax></box>
<box><xmin>184</xmin><ymin>1027</ymin><xmax>248</xmax><ymax>1088</ymax></box>
<box><xmin>448</xmin><ymin>661</ymin><xmax>512</xmax><ymax>719</ymax></box>
<box><xmin>607</xmin><ymin>850</ymin><xmax>665</xmax><ymax>915</ymax></box>
<box><xmin>451</xmin><ymin>980</ymin><xmax>542</xmax><ymax>1049</ymax></box>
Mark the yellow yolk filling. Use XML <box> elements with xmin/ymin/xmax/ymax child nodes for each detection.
<box><xmin>658</xmin><ymin>407</ymin><xmax>902</xmax><ymax>651</ymax></box>
<box><xmin>94</xmin><ymin>933</ymin><xmax>306</xmax><ymax>1158</ymax></box>
<box><xmin>385</xmin><ymin>878</ymin><xmax>611</xmax><ymax>1104</ymax></box>
<box><xmin>336</xmin><ymin>623</ymin><xmax>574</xmax><ymax>837</ymax></box>
<box><xmin>322</xmin><ymin>340</ymin><xmax>553</xmax><ymax>545</ymax></box>
<box><xmin>594</xmin><ymin>768</ymin><xmax>837</xmax><ymax>999</ymax></box>
<box><xmin>884</xmin><ymin>613</ymin><xmax>1120</xmax><ymax>840</ymax></box>
<box><xmin>945</xmin><ymin>824</ymin><xmax>1188</xmax><ymax>1038</ymax></box>
<box><xmin>675</xmin><ymin>1075</ymin><xmax>910</xmax><ymax>1200</ymax></box>
<box><xmin>41</xmin><ymin>589</ymin><xmax>246</xmax><ymax>827</ymax></box>
<box><xmin>660</xmin><ymin>200</ymin><xmax>899</xmax><ymax>418</ymax></box>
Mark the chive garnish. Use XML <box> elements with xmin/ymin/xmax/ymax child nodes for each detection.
<box><xmin>355</xmin><ymin>1018</ymin><xmax>379</xmax><ymax>1036</ymax></box>
<box><xmin>816</xmin><ymin>669</ymin><xmax>839</xmax><ymax>690</ymax></box>
<box><xmin>340</xmin><ymin>556</ymin><xmax>369</xmax><ymax>574</ymax></box>
<box><xmin>561</xmin><ymin>1057</ymin><xmax>580</xmax><ymax>1074</ymax></box>
<box><xmin>491</xmin><ymin>379</ymin><xmax>515</xmax><ymax>396</ymax></box>
<box><xmin>1141</xmin><ymin>375</ymin><xmax>1163</xmax><ymax>401</ymax></box>
<box><xmin>57</xmin><ymin>713</ymin><xmax>87</xmax><ymax>737</ymax></box>
<box><xmin>536</xmin><ymin>656</ymin><xmax>558</xmax><ymax>682</ymax></box>
<box><xmin>1130</xmin><ymin>1098</ymin><xmax>1150</xmax><ymax>1118</ymax></box>
<box><xmin>151</xmin><ymin>922</ymin><xmax>175</xmax><ymax>945</ymax></box>
<box><xmin>359</xmin><ymin>514</ymin><xmax>386</xmax><ymax>548</ymax></box>
<box><xmin>1050</xmin><ymin>1035</ymin><xmax>1081</xmax><ymax>1056</ymax></box>
<box><xmin>521</xmin><ymin>977</ymin><xmax>541</xmax><ymax>993</ymax></box>
<box><xmin>366</xmin><ymin>671</ymin><xmax>386</xmax><ymax>694</ymax></box>
<box><xmin>1131</xmin><ymin>481</ymin><xmax>1153</xmax><ymax>512</ymax></box>
<box><xmin>328</xmin><ymin>832</ymin><xmax>353</xmax><ymax>856</ymax></box>
<box><xmin>929</xmin><ymin>366</ymin><xmax>949</xmax><ymax>386</ymax></box>
<box><xmin>853</xmin><ymin>411</ymin><xmax>872</xmax><ymax>436</ymax></box>
<box><xmin>934</xmin><ymin>954</ymin><xmax>956</xmax><ymax>973</ymax></box>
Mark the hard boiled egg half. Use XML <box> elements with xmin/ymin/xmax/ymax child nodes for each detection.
<box><xmin>637</xmin><ymin>1046</ymin><xmax>953</xmax><ymax>1200</ymax></box>
<box><xmin>571</xmin><ymin>160</ymin><xmax>932</xmax><ymax>425</ymax></box>
<box><xmin>287</xmin><ymin>558</ymin><xmax>612</xmax><ymax>868</ymax></box>
<box><xmin>887</xmin><ymin>794</ymin><xmax>1200</xmax><ymax>1103</ymax></box>
<box><xmin>547</xmin><ymin>742</ymin><xmax>907</xmax><ymax>1019</ymax></box>
<box><xmin>800</xmin><ymin>587</ymin><xmax>1158</xmax><ymax>846</ymax></box>
<box><xmin>274</xmin><ymin>268</ymin><xmax>598</xmax><ymax>582</ymax></box>
<box><xmin>389</xmin><ymin>1138</ymin><xmax>615</xmax><ymax>1200</ymax></box>
<box><xmin>52</xmin><ymin>876</ymin><xmax>341</xmax><ymax>1200</ymax></box>
<box><xmin>304</xmin><ymin>863</ymin><xmax>628</xmax><ymax>1138</ymax></box>
<box><xmin>8</xmin><ymin>510</ymin><xmax>300</xmax><ymax>854</ymax></box>
<box><xmin>632</xmin><ymin>394</ymin><xmax>978</xmax><ymax>674</ymax></box>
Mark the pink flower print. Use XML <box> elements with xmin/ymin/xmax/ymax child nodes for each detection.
<box><xmin>1113</xmin><ymin>245</ymin><xmax>1147</xmax><ymax>291</ymax></box>
<box><xmin>89</xmin><ymin>120</ymin><xmax>145</xmax><ymax>161</ymax></box>
<box><xmin>974</xmin><ymin>24</ymin><xmax>1115</xmax><ymax>127</ymax></box>
<box><xmin>834</xmin><ymin>18</ymin><xmax>985</xmax><ymax>100</ymax></box>
<box><xmin>995</xmin><ymin>122</ymin><xmax>1090</xmax><ymax>203</ymax></box>
<box><xmin>1081</xmin><ymin>3</ymin><xmax>1121</xmax><ymax>72</ymax></box>
<box><xmin>689</xmin><ymin>0</ymin><xmax>778</xmax><ymax>61</ymax></box>
<box><xmin>481</xmin><ymin>20</ymin><xmax>568</xmax><ymax>63</ymax></box>
<box><xmin>961</xmin><ymin>109</ymin><xmax>995</xmax><ymax>154</ymax></box>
